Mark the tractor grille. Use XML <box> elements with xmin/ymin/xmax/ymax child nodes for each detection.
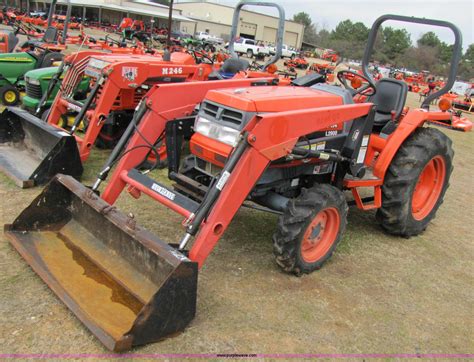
<box><xmin>25</xmin><ymin>82</ymin><xmax>42</xmax><ymax>99</ymax></box>
<box><xmin>201</xmin><ymin>101</ymin><xmax>249</xmax><ymax>129</ymax></box>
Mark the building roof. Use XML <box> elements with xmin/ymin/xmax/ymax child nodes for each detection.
<box><xmin>56</xmin><ymin>0</ymin><xmax>195</xmax><ymax>21</ymax></box>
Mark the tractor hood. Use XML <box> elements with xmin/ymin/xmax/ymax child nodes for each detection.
<box><xmin>204</xmin><ymin>86</ymin><xmax>345</xmax><ymax>113</ymax></box>
<box><xmin>194</xmin><ymin>84</ymin><xmax>352</xmax><ymax>153</ymax></box>
<box><xmin>24</xmin><ymin>66</ymin><xmax>60</xmax><ymax>81</ymax></box>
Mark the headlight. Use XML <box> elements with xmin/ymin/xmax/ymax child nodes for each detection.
<box><xmin>194</xmin><ymin>116</ymin><xmax>240</xmax><ymax>147</ymax></box>
<box><xmin>26</xmin><ymin>77</ymin><xmax>40</xmax><ymax>85</ymax></box>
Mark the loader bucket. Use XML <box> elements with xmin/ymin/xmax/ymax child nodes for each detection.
<box><xmin>4</xmin><ymin>174</ymin><xmax>198</xmax><ymax>351</ymax></box>
<box><xmin>0</xmin><ymin>107</ymin><xmax>83</xmax><ymax>188</ymax></box>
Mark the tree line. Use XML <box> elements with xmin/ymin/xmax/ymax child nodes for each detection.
<box><xmin>293</xmin><ymin>12</ymin><xmax>473</xmax><ymax>81</ymax></box>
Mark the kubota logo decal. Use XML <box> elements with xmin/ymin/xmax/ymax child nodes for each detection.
<box><xmin>122</xmin><ymin>66</ymin><xmax>138</xmax><ymax>81</ymax></box>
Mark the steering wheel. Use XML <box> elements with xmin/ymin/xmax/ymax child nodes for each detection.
<box><xmin>337</xmin><ymin>70</ymin><xmax>376</xmax><ymax>96</ymax></box>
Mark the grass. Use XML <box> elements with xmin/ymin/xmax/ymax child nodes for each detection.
<box><xmin>0</xmin><ymin>28</ymin><xmax>472</xmax><ymax>353</ymax></box>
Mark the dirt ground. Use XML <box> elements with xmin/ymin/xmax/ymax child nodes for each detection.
<box><xmin>0</xmin><ymin>25</ymin><xmax>473</xmax><ymax>356</ymax></box>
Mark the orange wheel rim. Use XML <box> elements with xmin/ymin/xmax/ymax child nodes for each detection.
<box><xmin>412</xmin><ymin>156</ymin><xmax>446</xmax><ymax>221</ymax></box>
<box><xmin>301</xmin><ymin>207</ymin><xmax>340</xmax><ymax>263</ymax></box>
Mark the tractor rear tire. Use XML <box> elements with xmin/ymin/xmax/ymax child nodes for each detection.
<box><xmin>273</xmin><ymin>184</ymin><xmax>348</xmax><ymax>275</ymax></box>
<box><xmin>0</xmin><ymin>85</ymin><xmax>20</xmax><ymax>106</ymax></box>
<box><xmin>376</xmin><ymin>127</ymin><xmax>453</xmax><ymax>237</ymax></box>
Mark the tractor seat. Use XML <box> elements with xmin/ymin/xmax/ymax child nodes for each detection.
<box><xmin>369</xmin><ymin>78</ymin><xmax>408</xmax><ymax>127</ymax></box>
<box><xmin>208</xmin><ymin>58</ymin><xmax>250</xmax><ymax>80</ymax></box>
<box><xmin>42</xmin><ymin>26</ymin><xmax>59</xmax><ymax>43</ymax></box>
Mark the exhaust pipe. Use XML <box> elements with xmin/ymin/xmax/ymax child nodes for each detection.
<box><xmin>0</xmin><ymin>107</ymin><xmax>83</xmax><ymax>188</ymax></box>
<box><xmin>5</xmin><ymin>174</ymin><xmax>198</xmax><ymax>351</ymax></box>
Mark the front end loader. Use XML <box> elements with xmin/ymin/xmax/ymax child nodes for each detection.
<box><xmin>0</xmin><ymin>51</ymin><xmax>214</xmax><ymax>188</ymax></box>
<box><xmin>7</xmin><ymin>7</ymin><xmax>467</xmax><ymax>355</ymax></box>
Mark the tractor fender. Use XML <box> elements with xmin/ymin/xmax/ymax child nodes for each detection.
<box><xmin>373</xmin><ymin>109</ymin><xmax>451</xmax><ymax>179</ymax></box>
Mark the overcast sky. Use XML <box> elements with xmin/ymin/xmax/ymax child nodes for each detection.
<box><xmin>205</xmin><ymin>0</ymin><xmax>473</xmax><ymax>50</ymax></box>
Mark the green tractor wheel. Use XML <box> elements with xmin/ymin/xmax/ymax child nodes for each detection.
<box><xmin>0</xmin><ymin>85</ymin><xmax>20</xmax><ymax>106</ymax></box>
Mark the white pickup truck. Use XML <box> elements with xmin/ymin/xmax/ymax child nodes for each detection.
<box><xmin>269</xmin><ymin>44</ymin><xmax>297</xmax><ymax>59</ymax></box>
<box><xmin>232</xmin><ymin>38</ymin><xmax>270</xmax><ymax>58</ymax></box>
<box><xmin>195</xmin><ymin>31</ymin><xmax>223</xmax><ymax>45</ymax></box>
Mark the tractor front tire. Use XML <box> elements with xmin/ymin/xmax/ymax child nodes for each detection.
<box><xmin>0</xmin><ymin>85</ymin><xmax>20</xmax><ymax>106</ymax></box>
<box><xmin>273</xmin><ymin>184</ymin><xmax>348</xmax><ymax>275</ymax></box>
<box><xmin>376</xmin><ymin>127</ymin><xmax>453</xmax><ymax>237</ymax></box>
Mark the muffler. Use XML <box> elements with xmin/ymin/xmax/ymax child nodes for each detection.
<box><xmin>0</xmin><ymin>107</ymin><xmax>83</xmax><ymax>188</ymax></box>
<box><xmin>5</xmin><ymin>174</ymin><xmax>198</xmax><ymax>351</ymax></box>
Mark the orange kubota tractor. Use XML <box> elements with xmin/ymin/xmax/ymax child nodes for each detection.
<box><xmin>9</xmin><ymin>9</ymin><xmax>468</xmax><ymax>354</ymax></box>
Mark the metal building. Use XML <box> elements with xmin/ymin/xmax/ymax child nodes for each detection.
<box><xmin>175</xmin><ymin>1</ymin><xmax>304</xmax><ymax>49</ymax></box>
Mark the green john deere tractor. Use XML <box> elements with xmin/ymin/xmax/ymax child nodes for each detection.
<box><xmin>22</xmin><ymin>66</ymin><xmax>90</xmax><ymax>116</ymax></box>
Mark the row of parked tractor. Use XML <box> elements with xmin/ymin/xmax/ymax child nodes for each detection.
<box><xmin>0</xmin><ymin>0</ymin><xmax>472</xmax><ymax>353</ymax></box>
